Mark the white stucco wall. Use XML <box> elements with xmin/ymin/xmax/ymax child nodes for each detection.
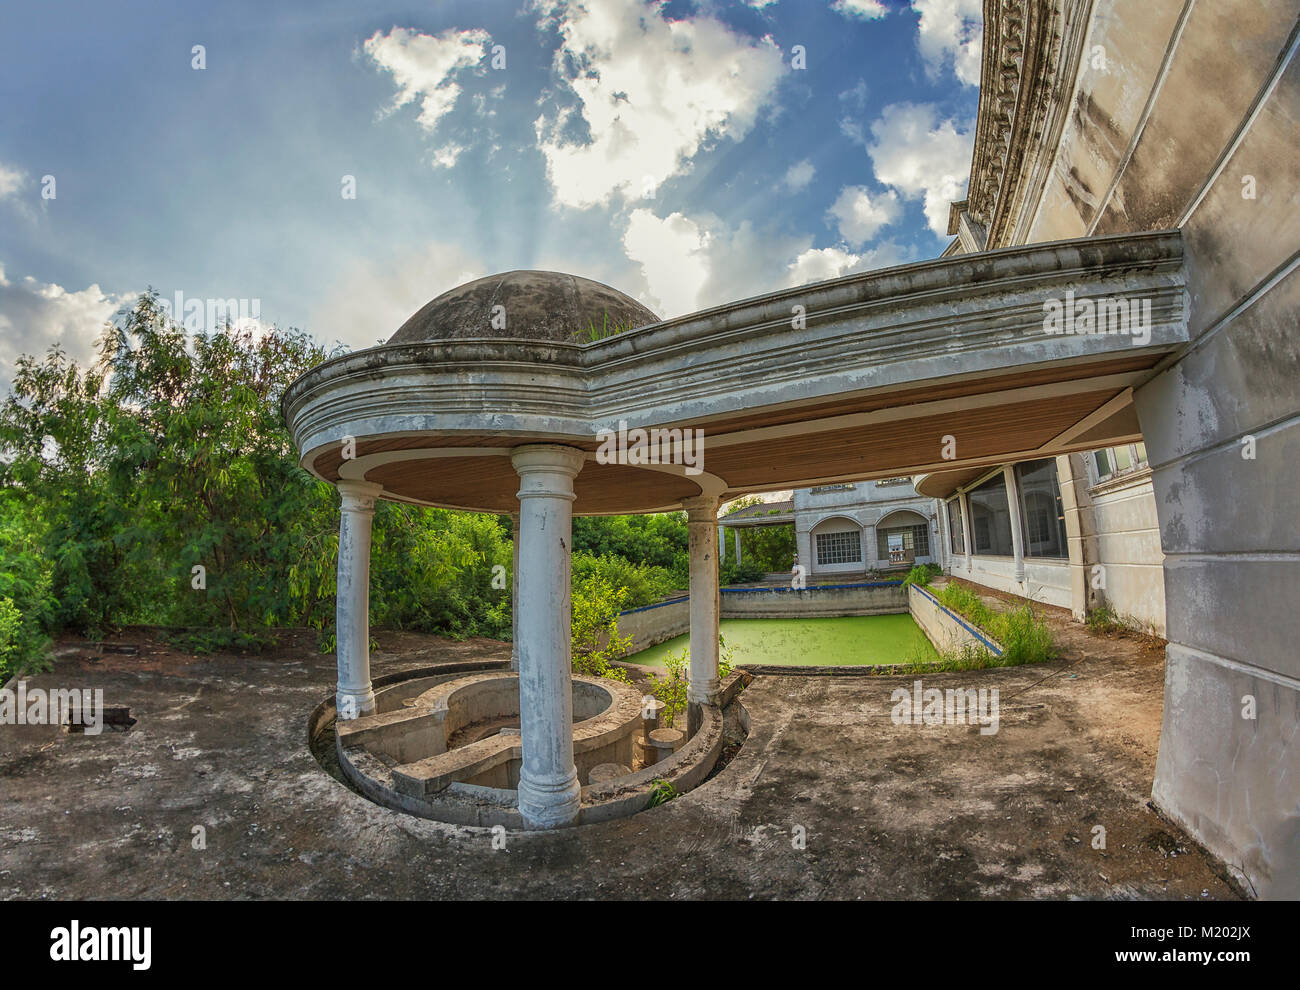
<box><xmin>1081</xmin><ymin>469</ymin><xmax>1166</xmax><ymax>635</ymax></box>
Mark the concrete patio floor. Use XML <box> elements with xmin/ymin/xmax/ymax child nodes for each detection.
<box><xmin>0</xmin><ymin>618</ymin><xmax>1243</xmax><ymax>900</ymax></box>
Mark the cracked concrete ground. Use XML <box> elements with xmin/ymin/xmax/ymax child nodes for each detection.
<box><xmin>0</xmin><ymin>617</ymin><xmax>1242</xmax><ymax>900</ymax></box>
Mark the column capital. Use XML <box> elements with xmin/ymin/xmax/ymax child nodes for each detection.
<box><xmin>681</xmin><ymin>494</ymin><xmax>719</xmax><ymax>523</ymax></box>
<box><xmin>512</xmin><ymin>445</ymin><xmax>585</xmax><ymax>502</ymax></box>
<box><xmin>337</xmin><ymin>479</ymin><xmax>383</xmax><ymax>513</ymax></box>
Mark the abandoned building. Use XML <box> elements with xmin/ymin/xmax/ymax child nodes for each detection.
<box><xmin>279</xmin><ymin>0</ymin><xmax>1298</xmax><ymax>898</ymax></box>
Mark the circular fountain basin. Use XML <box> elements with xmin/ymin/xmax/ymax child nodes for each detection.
<box><xmin>328</xmin><ymin>668</ymin><xmax>728</xmax><ymax>828</ymax></box>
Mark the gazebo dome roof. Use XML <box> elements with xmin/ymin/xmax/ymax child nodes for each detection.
<box><xmin>387</xmin><ymin>270</ymin><xmax>660</xmax><ymax>345</ymax></box>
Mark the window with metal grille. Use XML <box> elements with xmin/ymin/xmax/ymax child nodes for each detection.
<box><xmin>875</xmin><ymin>524</ymin><xmax>930</xmax><ymax>559</ymax></box>
<box><xmin>815</xmin><ymin>529</ymin><xmax>861</xmax><ymax>565</ymax></box>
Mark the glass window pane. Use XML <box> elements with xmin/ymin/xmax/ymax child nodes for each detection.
<box><xmin>1094</xmin><ymin>450</ymin><xmax>1111</xmax><ymax>478</ymax></box>
<box><xmin>947</xmin><ymin>499</ymin><xmax>965</xmax><ymax>554</ymax></box>
<box><xmin>967</xmin><ymin>472</ymin><xmax>1015</xmax><ymax>556</ymax></box>
<box><xmin>1014</xmin><ymin>458</ymin><xmax>1069</xmax><ymax>559</ymax></box>
<box><xmin>1113</xmin><ymin>445</ymin><xmax>1132</xmax><ymax>471</ymax></box>
<box><xmin>1134</xmin><ymin>442</ymin><xmax>1147</xmax><ymax>466</ymax></box>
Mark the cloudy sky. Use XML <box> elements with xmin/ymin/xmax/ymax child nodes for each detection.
<box><xmin>0</xmin><ymin>0</ymin><xmax>981</xmax><ymax>383</ymax></box>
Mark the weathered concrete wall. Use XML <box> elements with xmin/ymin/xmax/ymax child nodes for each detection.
<box><xmin>960</xmin><ymin>554</ymin><xmax>1072</xmax><ymax>610</ymax></box>
<box><xmin>908</xmin><ymin>584</ymin><xmax>1003</xmax><ymax>657</ymax></box>
<box><xmin>616</xmin><ymin>597</ymin><xmax>690</xmax><ymax>652</ymax></box>
<box><xmin>1079</xmin><ymin>468</ymin><xmax>1166</xmax><ymax>634</ymax></box>
<box><xmin>1031</xmin><ymin>0</ymin><xmax>1300</xmax><ymax>898</ymax></box>
<box><xmin>720</xmin><ymin>581</ymin><xmax>908</xmax><ymax>618</ymax></box>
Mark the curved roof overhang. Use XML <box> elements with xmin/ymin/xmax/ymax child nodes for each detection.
<box><xmin>283</xmin><ymin>230</ymin><xmax>1187</xmax><ymax>515</ymax></box>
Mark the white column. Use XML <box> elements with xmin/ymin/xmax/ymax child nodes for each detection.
<box><xmin>718</xmin><ymin>527</ymin><xmax>726</xmax><ymax>562</ymax></box>
<box><xmin>1004</xmin><ymin>465</ymin><xmax>1026</xmax><ymax>585</ymax></box>
<box><xmin>510</xmin><ymin>511</ymin><xmax>521</xmax><ymax>672</ymax></box>
<box><xmin>683</xmin><ymin>495</ymin><xmax>721</xmax><ymax>735</ymax></box>
<box><xmin>511</xmin><ymin>445</ymin><xmax>585</xmax><ymax>829</ymax></box>
<box><xmin>1055</xmin><ymin>455</ymin><xmax>1089</xmax><ymax>621</ymax></box>
<box><xmin>335</xmin><ymin>480</ymin><xmax>383</xmax><ymax>720</ymax></box>
<box><xmin>958</xmin><ymin>491</ymin><xmax>974</xmax><ymax>574</ymax></box>
<box><xmin>795</xmin><ymin>527</ymin><xmax>812</xmax><ymax>578</ymax></box>
<box><xmin>733</xmin><ymin>528</ymin><xmax>742</xmax><ymax>564</ymax></box>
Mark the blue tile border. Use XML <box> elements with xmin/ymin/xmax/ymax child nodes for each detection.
<box><xmin>618</xmin><ymin>581</ymin><xmax>905</xmax><ymax>615</ymax></box>
<box><xmin>909</xmin><ymin>584</ymin><xmax>1003</xmax><ymax>656</ymax></box>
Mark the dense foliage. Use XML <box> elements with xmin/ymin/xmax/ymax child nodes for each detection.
<box><xmin>718</xmin><ymin>495</ymin><xmax>796</xmax><ymax>576</ymax></box>
<box><xmin>0</xmin><ymin>293</ymin><xmax>695</xmax><ymax>680</ymax></box>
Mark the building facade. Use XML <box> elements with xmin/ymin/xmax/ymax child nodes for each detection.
<box><xmin>926</xmin><ymin>444</ymin><xmax>1165</xmax><ymax>634</ymax></box>
<box><xmin>718</xmin><ymin>479</ymin><xmax>945</xmax><ymax>579</ymax></box>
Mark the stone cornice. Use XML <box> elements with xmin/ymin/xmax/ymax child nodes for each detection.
<box><xmin>283</xmin><ymin>231</ymin><xmax>1187</xmax><ymax>484</ymax></box>
<box><xmin>967</xmin><ymin>0</ymin><xmax>1092</xmax><ymax>249</ymax></box>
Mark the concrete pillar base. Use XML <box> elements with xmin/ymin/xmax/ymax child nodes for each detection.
<box><xmin>336</xmin><ymin>686</ymin><xmax>376</xmax><ymax>720</ymax></box>
<box><xmin>517</xmin><ymin>772</ymin><xmax>582</xmax><ymax>829</ymax></box>
<box><xmin>686</xmin><ymin>700</ymin><xmax>704</xmax><ymax>738</ymax></box>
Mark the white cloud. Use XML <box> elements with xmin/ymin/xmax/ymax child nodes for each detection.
<box><xmin>621</xmin><ymin>209</ymin><xmax>712</xmax><ymax>318</ymax></box>
<box><xmin>867</xmin><ymin>101</ymin><xmax>973</xmax><ymax>235</ymax></box>
<box><xmin>0</xmin><ymin>264</ymin><xmax>133</xmax><ymax>387</ymax></box>
<box><xmin>309</xmin><ymin>242</ymin><xmax>486</xmax><ymax>351</ymax></box>
<box><xmin>782</xmin><ymin>159</ymin><xmax>815</xmax><ymax>192</ymax></box>
<box><xmin>431</xmin><ymin>143</ymin><xmax>467</xmax><ymax>169</ymax></box>
<box><xmin>533</xmin><ymin>0</ymin><xmax>785</xmax><ymax>209</ymax></box>
<box><xmin>838</xmin><ymin>78</ymin><xmax>869</xmax><ymax>110</ymax></box>
<box><xmin>621</xmin><ymin>208</ymin><xmax>914</xmax><ymax>317</ymax></box>
<box><xmin>788</xmin><ymin>239</ymin><xmax>911</xmax><ymax>285</ymax></box>
<box><xmin>827</xmin><ymin>185</ymin><xmax>900</xmax><ymax>245</ymax></box>
<box><xmin>911</xmin><ymin>0</ymin><xmax>983</xmax><ymax>87</ymax></box>
<box><xmin>0</xmin><ymin>163</ymin><xmax>25</xmax><ymax>201</ymax></box>
<box><xmin>832</xmin><ymin>0</ymin><xmax>890</xmax><ymax>21</ymax></box>
<box><xmin>787</xmin><ymin>245</ymin><xmax>863</xmax><ymax>284</ymax></box>
<box><xmin>363</xmin><ymin>26</ymin><xmax>490</xmax><ymax>144</ymax></box>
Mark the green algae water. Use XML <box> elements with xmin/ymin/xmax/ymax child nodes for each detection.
<box><xmin>624</xmin><ymin>614</ymin><xmax>937</xmax><ymax>667</ymax></box>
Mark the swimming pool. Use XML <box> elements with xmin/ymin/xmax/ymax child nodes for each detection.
<box><xmin>622</xmin><ymin>614</ymin><xmax>937</xmax><ymax>667</ymax></box>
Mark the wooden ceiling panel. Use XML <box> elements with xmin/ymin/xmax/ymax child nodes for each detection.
<box><xmin>360</xmin><ymin>455</ymin><xmax>700</xmax><ymax>515</ymax></box>
<box><xmin>670</xmin><ymin>353</ymin><xmax>1156</xmax><ymax>435</ymax></box>
<box><xmin>702</xmin><ymin>391</ymin><xmax>1116</xmax><ymax>488</ymax></box>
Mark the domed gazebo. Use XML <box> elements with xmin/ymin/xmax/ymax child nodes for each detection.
<box><xmin>284</xmin><ymin>242</ymin><xmax>1188</xmax><ymax>828</ymax></box>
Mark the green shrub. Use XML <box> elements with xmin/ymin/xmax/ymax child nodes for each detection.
<box><xmin>933</xmin><ymin>583</ymin><xmax>1057</xmax><ymax>668</ymax></box>
<box><xmin>647</xmin><ymin>778</ymin><xmax>677</xmax><ymax>806</ymax></box>
<box><xmin>0</xmin><ymin>495</ymin><xmax>55</xmax><ymax>680</ymax></box>
<box><xmin>571</xmin><ymin>571</ymin><xmax>631</xmax><ymax>683</ymax></box>
<box><xmin>649</xmin><ymin>636</ymin><xmax>734</xmax><ymax>727</ymax></box>
<box><xmin>901</xmin><ymin>562</ymin><xmax>942</xmax><ymax>587</ymax></box>
<box><xmin>721</xmin><ymin>559</ymin><xmax>766</xmax><ymax>584</ymax></box>
<box><xmin>571</xmin><ymin>552</ymin><xmax>677</xmax><ymax>608</ymax></box>
<box><xmin>163</xmin><ymin>628</ymin><xmax>279</xmax><ymax>655</ymax></box>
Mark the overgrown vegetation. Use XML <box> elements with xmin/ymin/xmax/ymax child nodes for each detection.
<box><xmin>650</xmin><ymin>635</ymin><xmax>736</xmax><ymax>728</ymax></box>
<box><xmin>569</xmin><ymin>313</ymin><xmax>639</xmax><ymax>344</ymax></box>
<box><xmin>0</xmin><ymin>294</ymin><xmax>713</xmax><ymax>682</ymax></box>
<box><xmin>570</xmin><ymin>569</ymin><xmax>632</xmax><ymax>683</ymax></box>
<box><xmin>718</xmin><ymin>495</ymin><xmax>796</xmax><ymax>575</ymax></box>
<box><xmin>647</xmin><ymin>778</ymin><xmax>677</xmax><ymax>807</ymax></box>
<box><xmin>1085</xmin><ymin>604</ymin><xmax>1154</xmax><ymax>637</ymax></box>
<box><xmin>901</xmin><ymin>562</ymin><xmax>942</xmax><ymax>587</ymax></box>
<box><xmin>909</xmin><ymin>582</ymin><xmax>1059</xmax><ymax>669</ymax></box>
